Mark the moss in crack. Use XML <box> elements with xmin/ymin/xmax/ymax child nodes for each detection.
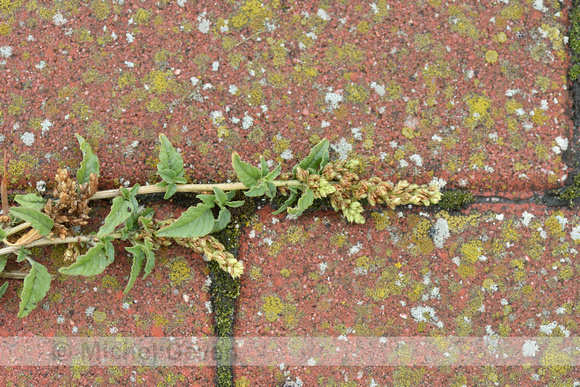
<box><xmin>555</xmin><ymin>173</ymin><xmax>580</xmax><ymax>207</ymax></box>
<box><xmin>437</xmin><ymin>190</ymin><xmax>474</xmax><ymax>211</ymax></box>
<box><xmin>208</xmin><ymin>259</ymin><xmax>239</xmax><ymax>387</ymax></box>
<box><xmin>210</xmin><ymin>191</ymin><xmax>255</xmax><ymax>387</ymax></box>
<box><xmin>569</xmin><ymin>1</ymin><xmax>580</xmax><ymax>80</ymax></box>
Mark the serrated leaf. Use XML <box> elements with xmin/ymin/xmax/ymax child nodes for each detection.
<box><xmin>226</xmin><ymin>190</ymin><xmax>237</xmax><ymax>201</ymax></box>
<box><xmin>213</xmin><ymin>187</ymin><xmax>228</xmax><ymax>207</ymax></box>
<box><xmin>142</xmin><ymin>240</ymin><xmax>155</xmax><ymax>279</ymax></box>
<box><xmin>156</xmin><ymin>204</ymin><xmax>214</xmax><ymax>238</ymax></box>
<box><xmin>14</xmin><ymin>193</ymin><xmax>46</xmax><ymax>211</ymax></box>
<box><xmin>287</xmin><ymin>188</ymin><xmax>314</xmax><ymax>216</ymax></box>
<box><xmin>9</xmin><ymin>207</ymin><xmax>53</xmax><ymax>236</ymax></box>
<box><xmin>293</xmin><ymin>139</ymin><xmax>330</xmax><ymax>175</ymax></box>
<box><xmin>158</xmin><ymin>134</ymin><xmax>185</xmax><ymax>174</ymax></box>
<box><xmin>157</xmin><ymin>134</ymin><xmax>185</xmax><ymax>199</ymax></box>
<box><xmin>226</xmin><ymin>200</ymin><xmax>245</xmax><ymax>208</ymax></box>
<box><xmin>157</xmin><ymin>168</ymin><xmax>178</xmax><ymax>183</ymax></box>
<box><xmin>58</xmin><ymin>242</ymin><xmax>114</xmax><ymax>276</ymax></box>
<box><xmin>97</xmin><ymin>196</ymin><xmax>132</xmax><ymax>238</ymax></box>
<box><xmin>265</xmin><ymin>163</ymin><xmax>282</xmax><ymax>181</ymax></box>
<box><xmin>265</xmin><ymin>181</ymin><xmax>277</xmax><ymax>199</ymax></box>
<box><xmin>245</xmin><ymin>183</ymin><xmax>267</xmax><ymax>197</ymax></box>
<box><xmin>232</xmin><ymin>152</ymin><xmax>261</xmax><ymax>188</ymax></box>
<box><xmin>120</xmin><ymin>184</ymin><xmax>140</xmax><ymax>201</ymax></box>
<box><xmin>272</xmin><ymin>187</ymin><xmax>299</xmax><ymax>215</ymax></box>
<box><xmin>75</xmin><ymin>134</ymin><xmax>100</xmax><ymax>185</ymax></box>
<box><xmin>164</xmin><ymin>183</ymin><xmax>178</xmax><ymax>200</ymax></box>
<box><xmin>0</xmin><ymin>282</ymin><xmax>7</xmax><ymax>300</ymax></box>
<box><xmin>197</xmin><ymin>194</ymin><xmax>216</xmax><ymax>208</ymax></box>
<box><xmin>0</xmin><ymin>255</ymin><xmax>6</xmax><ymax>273</ymax></box>
<box><xmin>124</xmin><ymin>244</ymin><xmax>145</xmax><ymax>294</ymax></box>
<box><xmin>17</xmin><ymin>247</ymin><xmax>31</xmax><ymax>262</ymax></box>
<box><xmin>260</xmin><ymin>156</ymin><xmax>269</xmax><ymax>177</ymax></box>
<box><xmin>18</xmin><ymin>260</ymin><xmax>51</xmax><ymax>318</ymax></box>
<box><xmin>213</xmin><ymin>208</ymin><xmax>231</xmax><ymax>232</ymax></box>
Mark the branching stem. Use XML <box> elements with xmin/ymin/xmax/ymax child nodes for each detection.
<box><xmin>90</xmin><ymin>180</ymin><xmax>304</xmax><ymax>200</ymax></box>
<box><xmin>0</xmin><ymin>233</ymin><xmax>122</xmax><ymax>256</ymax></box>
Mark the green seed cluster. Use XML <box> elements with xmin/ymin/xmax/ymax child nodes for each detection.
<box><xmin>295</xmin><ymin>159</ymin><xmax>441</xmax><ymax>224</ymax></box>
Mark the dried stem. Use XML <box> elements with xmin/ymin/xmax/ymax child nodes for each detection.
<box><xmin>0</xmin><ymin>271</ymin><xmax>57</xmax><ymax>280</ymax></box>
<box><xmin>90</xmin><ymin>180</ymin><xmax>304</xmax><ymax>200</ymax></box>
<box><xmin>0</xmin><ymin>233</ymin><xmax>121</xmax><ymax>256</ymax></box>
<box><xmin>1</xmin><ymin>150</ymin><xmax>7</xmax><ymax>216</ymax></box>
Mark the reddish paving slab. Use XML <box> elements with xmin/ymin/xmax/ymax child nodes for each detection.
<box><xmin>0</xmin><ymin>203</ymin><xmax>215</xmax><ymax>385</ymax></box>
<box><xmin>0</xmin><ymin>0</ymin><xmax>575</xmax><ymax>198</ymax></box>
<box><xmin>234</xmin><ymin>203</ymin><xmax>580</xmax><ymax>386</ymax></box>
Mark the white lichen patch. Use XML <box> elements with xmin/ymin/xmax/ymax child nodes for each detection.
<box><xmin>522</xmin><ymin>340</ymin><xmax>539</xmax><ymax>357</ymax></box>
<box><xmin>521</xmin><ymin>211</ymin><xmax>535</xmax><ymax>227</ymax></box>
<box><xmin>409</xmin><ymin>154</ymin><xmax>423</xmax><ymax>167</ymax></box>
<box><xmin>197</xmin><ymin>12</ymin><xmax>211</xmax><ymax>33</ymax></box>
<box><xmin>325</xmin><ymin>91</ymin><xmax>343</xmax><ymax>110</ymax></box>
<box><xmin>21</xmin><ymin>132</ymin><xmax>35</xmax><ymax>146</ymax></box>
<box><xmin>370</xmin><ymin>82</ymin><xmax>385</xmax><ymax>97</ymax></box>
<box><xmin>280</xmin><ymin>149</ymin><xmax>293</xmax><ymax>160</ymax></box>
<box><xmin>331</xmin><ymin>138</ymin><xmax>352</xmax><ymax>161</ymax></box>
<box><xmin>317</xmin><ymin>9</ymin><xmax>330</xmax><ymax>21</ymax></box>
<box><xmin>53</xmin><ymin>12</ymin><xmax>67</xmax><ymax>26</ymax></box>
<box><xmin>41</xmin><ymin>119</ymin><xmax>53</xmax><ymax>133</ymax></box>
<box><xmin>570</xmin><ymin>225</ymin><xmax>580</xmax><ymax>241</ymax></box>
<box><xmin>431</xmin><ymin>218</ymin><xmax>450</xmax><ymax>249</ymax></box>
<box><xmin>0</xmin><ymin>46</ymin><xmax>13</xmax><ymax>58</ymax></box>
<box><xmin>242</xmin><ymin>113</ymin><xmax>253</xmax><ymax>129</ymax></box>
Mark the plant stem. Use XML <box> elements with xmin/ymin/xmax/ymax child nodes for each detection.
<box><xmin>90</xmin><ymin>180</ymin><xmax>304</xmax><ymax>200</ymax></box>
<box><xmin>0</xmin><ymin>233</ymin><xmax>122</xmax><ymax>256</ymax></box>
<box><xmin>0</xmin><ymin>271</ymin><xmax>57</xmax><ymax>280</ymax></box>
<box><xmin>4</xmin><ymin>221</ymin><xmax>30</xmax><ymax>237</ymax></box>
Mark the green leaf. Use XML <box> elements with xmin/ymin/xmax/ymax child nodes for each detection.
<box><xmin>265</xmin><ymin>163</ymin><xmax>282</xmax><ymax>181</ymax></box>
<box><xmin>156</xmin><ymin>204</ymin><xmax>214</xmax><ymax>238</ymax></box>
<box><xmin>287</xmin><ymin>188</ymin><xmax>314</xmax><ymax>216</ymax></box>
<box><xmin>0</xmin><ymin>255</ymin><xmax>6</xmax><ymax>273</ymax></box>
<box><xmin>294</xmin><ymin>138</ymin><xmax>330</xmax><ymax>175</ymax></box>
<box><xmin>75</xmin><ymin>134</ymin><xmax>100</xmax><ymax>185</ymax></box>
<box><xmin>97</xmin><ymin>196</ymin><xmax>132</xmax><ymax>238</ymax></box>
<box><xmin>0</xmin><ymin>228</ymin><xmax>5</xmax><ymax>240</ymax></box>
<box><xmin>142</xmin><ymin>240</ymin><xmax>155</xmax><ymax>279</ymax></box>
<box><xmin>213</xmin><ymin>187</ymin><xmax>229</xmax><ymax>207</ymax></box>
<box><xmin>260</xmin><ymin>156</ymin><xmax>269</xmax><ymax>177</ymax></box>
<box><xmin>18</xmin><ymin>259</ymin><xmax>51</xmax><ymax>318</ymax></box>
<box><xmin>213</xmin><ymin>208</ymin><xmax>231</xmax><ymax>232</ymax></box>
<box><xmin>232</xmin><ymin>152</ymin><xmax>261</xmax><ymax>188</ymax></box>
<box><xmin>58</xmin><ymin>242</ymin><xmax>114</xmax><ymax>276</ymax></box>
<box><xmin>124</xmin><ymin>244</ymin><xmax>145</xmax><ymax>294</ymax></box>
<box><xmin>9</xmin><ymin>207</ymin><xmax>54</xmax><ymax>236</ymax></box>
<box><xmin>14</xmin><ymin>193</ymin><xmax>46</xmax><ymax>211</ymax></box>
<box><xmin>164</xmin><ymin>183</ymin><xmax>178</xmax><ymax>200</ymax></box>
<box><xmin>197</xmin><ymin>193</ymin><xmax>216</xmax><ymax>208</ymax></box>
<box><xmin>157</xmin><ymin>168</ymin><xmax>177</xmax><ymax>183</ymax></box>
<box><xmin>157</xmin><ymin>134</ymin><xmax>185</xmax><ymax>199</ymax></box>
<box><xmin>265</xmin><ymin>181</ymin><xmax>277</xmax><ymax>199</ymax></box>
<box><xmin>0</xmin><ymin>282</ymin><xmax>8</xmax><ymax>300</ymax></box>
<box><xmin>226</xmin><ymin>190</ymin><xmax>237</xmax><ymax>201</ymax></box>
<box><xmin>245</xmin><ymin>183</ymin><xmax>267</xmax><ymax>197</ymax></box>
<box><xmin>272</xmin><ymin>187</ymin><xmax>299</xmax><ymax>215</ymax></box>
<box><xmin>17</xmin><ymin>247</ymin><xmax>31</xmax><ymax>263</ymax></box>
<box><xmin>226</xmin><ymin>200</ymin><xmax>245</xmax><ymax>208</ymax></box>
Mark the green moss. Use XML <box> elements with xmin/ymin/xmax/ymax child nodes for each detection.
<box><xmin>209</xmin><ymin>192</ymin><xmax>256</xmax><ymax>387</ymax></box>
<box><xmin>438</xmin><ymin>190</ymin><xmax>474</xmax><ymax>210</ymax></box>
<box><xmin>556</xmin><ymin>174</ymin><xmax>580</xmax><ymax>207</ymax></box>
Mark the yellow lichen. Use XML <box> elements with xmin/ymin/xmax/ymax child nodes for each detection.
<box><xmin>262</xmin><ymin>295</ymin><xmax>283</xmax><ymax>322</ymax></box>
<box><xmin>133</xmin><ymin>8</ymin><xmax>151</xmax><ymax>25</ymax></box>
<box><xmin>169</xmin><ymin>258</ymin><xmax>191</xmax><ymax>285</ymax></box>
<box><xmin>146</xmin><ymin>97</ymin><xmax>165</xmax><ymax>113</ymax></box>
